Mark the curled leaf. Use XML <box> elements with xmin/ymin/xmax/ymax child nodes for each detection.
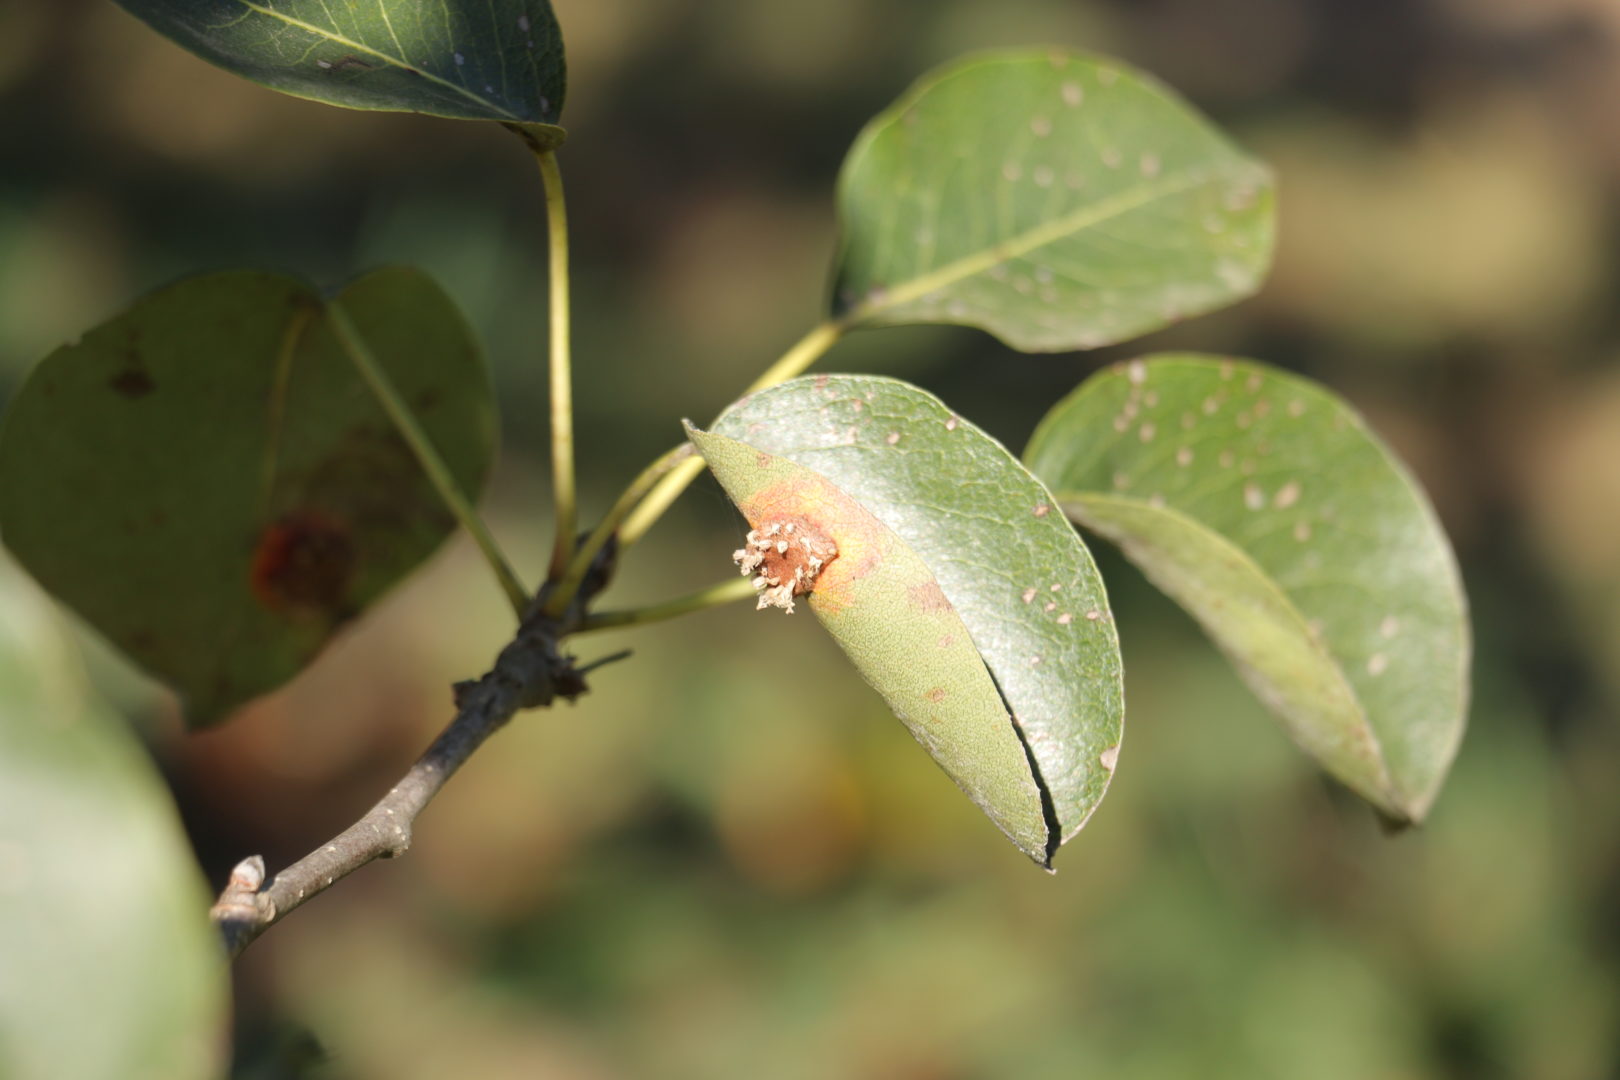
<box><xmin>1025</xmin><ymin>354</ymin><xmax>1469</xmax><ymax>821</ymax></box>
<box><xmin>690</xmin><ymin>375</ymin><xmax>1124</xmax><ymax>865</ymax></box>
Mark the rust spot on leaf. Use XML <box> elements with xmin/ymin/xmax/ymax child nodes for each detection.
<box><xmin>908</xmin><ymin>581</ymin><xmax>951</xmax><ymax>614</ymax></box>
<box><xmin>110</xmin><ymin>369</ymin><xmax>154</xmax><ymax>398</ymax></box>
<box><xmin>739</xmin><ymin>471</ymin><xmax>889</xmax><ymax>613</ymax></box>
<box><xmin>249</xmin><ymin>511</ymin><xmax>357</xmax><ymax>617</ymax></box>
<box><xmin>925</xmin><ymin>687</ymin><xmax>947</xmax><ymax>703</ymax></box>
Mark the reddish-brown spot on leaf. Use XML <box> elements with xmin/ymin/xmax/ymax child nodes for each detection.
<box><xmin>908</xmin><ymin>581</ymin><xmax>952</xmax><ymax>613</ymax></box>
<box><xmin>925</xmin><ymin>687</ymin><xmax>947</xmax><ymax>703</ymax></box>
<box><xmin>110</xmin><ymin>369</ymin><xmax>155</xmax><ymax>398</ymax></box>
<box><xmin>249</xmin><ymin>512</ymin><xmax>356</xmax><ymax>616</ymax></box>
<box><xmin>740</xmin><ymin>469</ymin><xmax>891</xmax><ymax>613</ymax></box>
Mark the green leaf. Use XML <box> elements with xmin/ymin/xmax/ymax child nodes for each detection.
<box><xmin>832</xmin><ymin>49</ymin><xmax>1274</xmax><ymax>352</ymax></box>
<box><xmin>113</xmin><ymin>0</ymin><xmax>567</xmax><ymax>146</ymax></box>
<box><xmin>0</xmin><ymin>267</ymin><xmax>496</xmax><ymax>725</ymax></box>
<box><xmin>0</xmin><ymin>559</ymin><xmax>227</xmax><ymax>1080</ymax></box>
<box><xmin>688</xmin><ymin>375</ymin><xmax>1124</xmax><ymax>866</ymax></box>
<box><xmin>1025</xmin><ymin>354</ymin><xmax>1469</xmax><ymax>822</ymax></box>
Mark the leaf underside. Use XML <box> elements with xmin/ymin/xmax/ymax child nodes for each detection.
<box><xmin>0</xmin><ymin>267</ymin><xmax>496</xmax><ymax>725</ymax></box>
<box><xmin>1025</xmin><ymin>354</ymin><xmax>1469</xmax><ymax>821</ymax></box>
<box><xmin>114</xmin><ymin>0</ymin><xmax>567</xmax><ymax>145</ymax></box>
<box><xmin>832</xmin><ymin>49</ymin><xmax>1274</xmax><ymax>351</ymax></box>
<box><xmin>692</xmin><ymin>375</ymin><xmax>1125</xmax><ymax>865</ymax></box>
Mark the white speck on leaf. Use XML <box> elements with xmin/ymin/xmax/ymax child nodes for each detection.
<box><xmin>1244</xmin><ymin>483</ymin><xmax>1264</xmax><ymax>510</ymax></box>
<box><xmin>885</xmin><ymin>432</ymin><xmax>901</xmax><ymax>445</ymax></box>
<box><xmin>1380</xmin><ymin>615</ymin><xmax>1401</xmax><ymax>638</ymax></box>
<box><xmin>1062</xmin><ymin>81</ymin><xmax>1083</xmax><ymax>106</ymax></box>
<box><xmin>1139</xmin><ymin>422</ymin><xmax>1156</xmax><ymax>443</ymax></box>
<box><xmin>1274</xmin><ymin>481</ymin><xmax>1301</xmax><ymax>509</ymax></box>
<box><xmin>1293</xmin><ymin>520</ymin><xmax>1312</xmax><ymax>542</ymax></box>
<box><xmin>1100</xmin><ymin>745</ymin><xmax>1119</xmax><ymax>770</ymax></box>
<box><xmin>1058</xmin><ymin>612</ymin><xmax>1074</xmax><ymax>625</ymax></box>
<box><xmin>1140</xmin><ymin>153</ymin><xmax>1161</xmax><ymax>177</ymax></box>
<box><xmin>1367</xmin><ymin>653</ymin><xmax>1389</xmax><ymax>676</ymax></box>
<box><xmin>453</xmin><ymin>52</ymin><xmax>465</xmax><ymax>65</ymax></box>
<box><xmin>517</xmin><ymin>14</ymin><xmax>531</xmax><ymax>30</ymax></box>
<box><xmin>1022</xmin><ymin>587</ymin><xmax>1037</xmax><ymax>603</ymax></box>
<box><xmin>1176</xmin><ymin>447</ymin><xmax>1193</xmax><ymax>467</ymax></box>
<box><xmin>1002</xmin><ymin>161</ymin><xmax>1022</xmax><ymax>182</ymax></box>
<box><xmin>1031</xmin><ymin>115</ymin><xmax>1052</xmax><ymax>137</ymax></box>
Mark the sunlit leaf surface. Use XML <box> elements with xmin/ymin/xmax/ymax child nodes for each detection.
<box><xmin>1026</xmin><ymin>354</ymin><xmax>1468</xmax><ymax>821</ymax></box>
<box><xmin>833</xmin><ymin>50</ymin><xmax>1274</xmax><ymax>351</ymax></box>
<box><xmin>691</xmin><ymin>375</ymin><xmax>1124</xmax><ymax>864</ymax></box>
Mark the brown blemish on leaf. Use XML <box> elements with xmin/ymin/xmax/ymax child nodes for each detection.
<box><xmin>908</xmin><ymin>581</ymin><xmax>951</xmax><ymax>614</ymax></box>
<box><xmin>249</xmin><ymin>511</ymin><xmax>357</xmax><ymax>617</ymax></box>
<box><xmin>1033</xmin><ymin>502</ymin><xmax>1050</xmax><ymax>518</ymax></box>
<box><xmin>925</xmin><ymin>687</ymin><xmax>947</xmax><ymax>703</ymax></box>
<box><xmin>110</xmin><ymin>369</ymin><xmax>155</xmax><ymax>398</ymax></box>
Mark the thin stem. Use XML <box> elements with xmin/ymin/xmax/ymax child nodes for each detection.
<box><xmin>616</xmin><ymin>320</ymin><xmax>845</xmax><ymax>548</ymax></box>
<box><xmin>542</xmin><ymin>442</ymin><xmax>695</xmax><ymax>617</ymax></box>
<box><xmin>211</xmin><ymin>610</ymin><xmax>582</xmax><ymax>958</ymax></box>
<box><xmin>578</xmin><ymin>575</ymin><xmax>758</xmax><ymax>633</ymax></box>
<box><xmin>327</xmin><ymin>304</ymin><xmax>529</xmax><ymax>617</ymax></box>
<box><xmin>533</xmin><ymin>147</ymin><xmax>577</xmax><ymax>581</ymax></box>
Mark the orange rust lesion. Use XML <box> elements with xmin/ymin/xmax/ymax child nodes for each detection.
<box><xmin>739</xmin><ymin>473</ymin><xmax>890</xmax><ymax>613</ymax></box>
<box><xmin>734</xmin><ymin>518</ymin><xmax>838</xmax><ymax>613</ymax></box>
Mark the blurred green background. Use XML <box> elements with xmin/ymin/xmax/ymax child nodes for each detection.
<box><xmin>4</xmin><ymin>0</ymin><xmax>1620</xmax><ymax>1077</ymax></box>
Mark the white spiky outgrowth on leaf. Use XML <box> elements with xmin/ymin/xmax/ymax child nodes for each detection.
<box><xmin>733</xmin><ymin>520</ymin><xmax>838</xmax><ymax>613</ymax></box>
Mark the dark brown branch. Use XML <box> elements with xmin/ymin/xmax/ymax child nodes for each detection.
<box><xmin>213</xmin><ymin>542</ymin><xmax>618</xmax><ymax>959</ymax></box>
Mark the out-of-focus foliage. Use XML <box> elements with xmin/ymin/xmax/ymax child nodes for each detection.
<box><xmin>2</xmin><ymin>0</ymin><xmax>1617</xmax><ymax>1077</ymax></box>
<box><xmin>0</xmin><ymin>558</ymin><xmax>226</xmax><ymax>1080</ymax></box>
<box><xmin>0</xmin><ymin>268</ymin><xmax>496</xmax><ymax>724</ymax></box>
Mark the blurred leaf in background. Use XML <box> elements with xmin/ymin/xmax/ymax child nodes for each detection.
<box><xmin>0</xmin><ymin>558</ymin><xmax>226</xmax><ymax>1080</ymax></box>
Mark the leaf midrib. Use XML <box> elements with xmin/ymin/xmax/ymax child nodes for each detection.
<box><xmin>844</xmin><ymin>164</ymin><xmax>1230</xmax><ymax>322</ymax></box>
<box><xmin>234</xmin><ymin>0</ymin><xmax>524</xmax><ymax>120</ymax></box>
